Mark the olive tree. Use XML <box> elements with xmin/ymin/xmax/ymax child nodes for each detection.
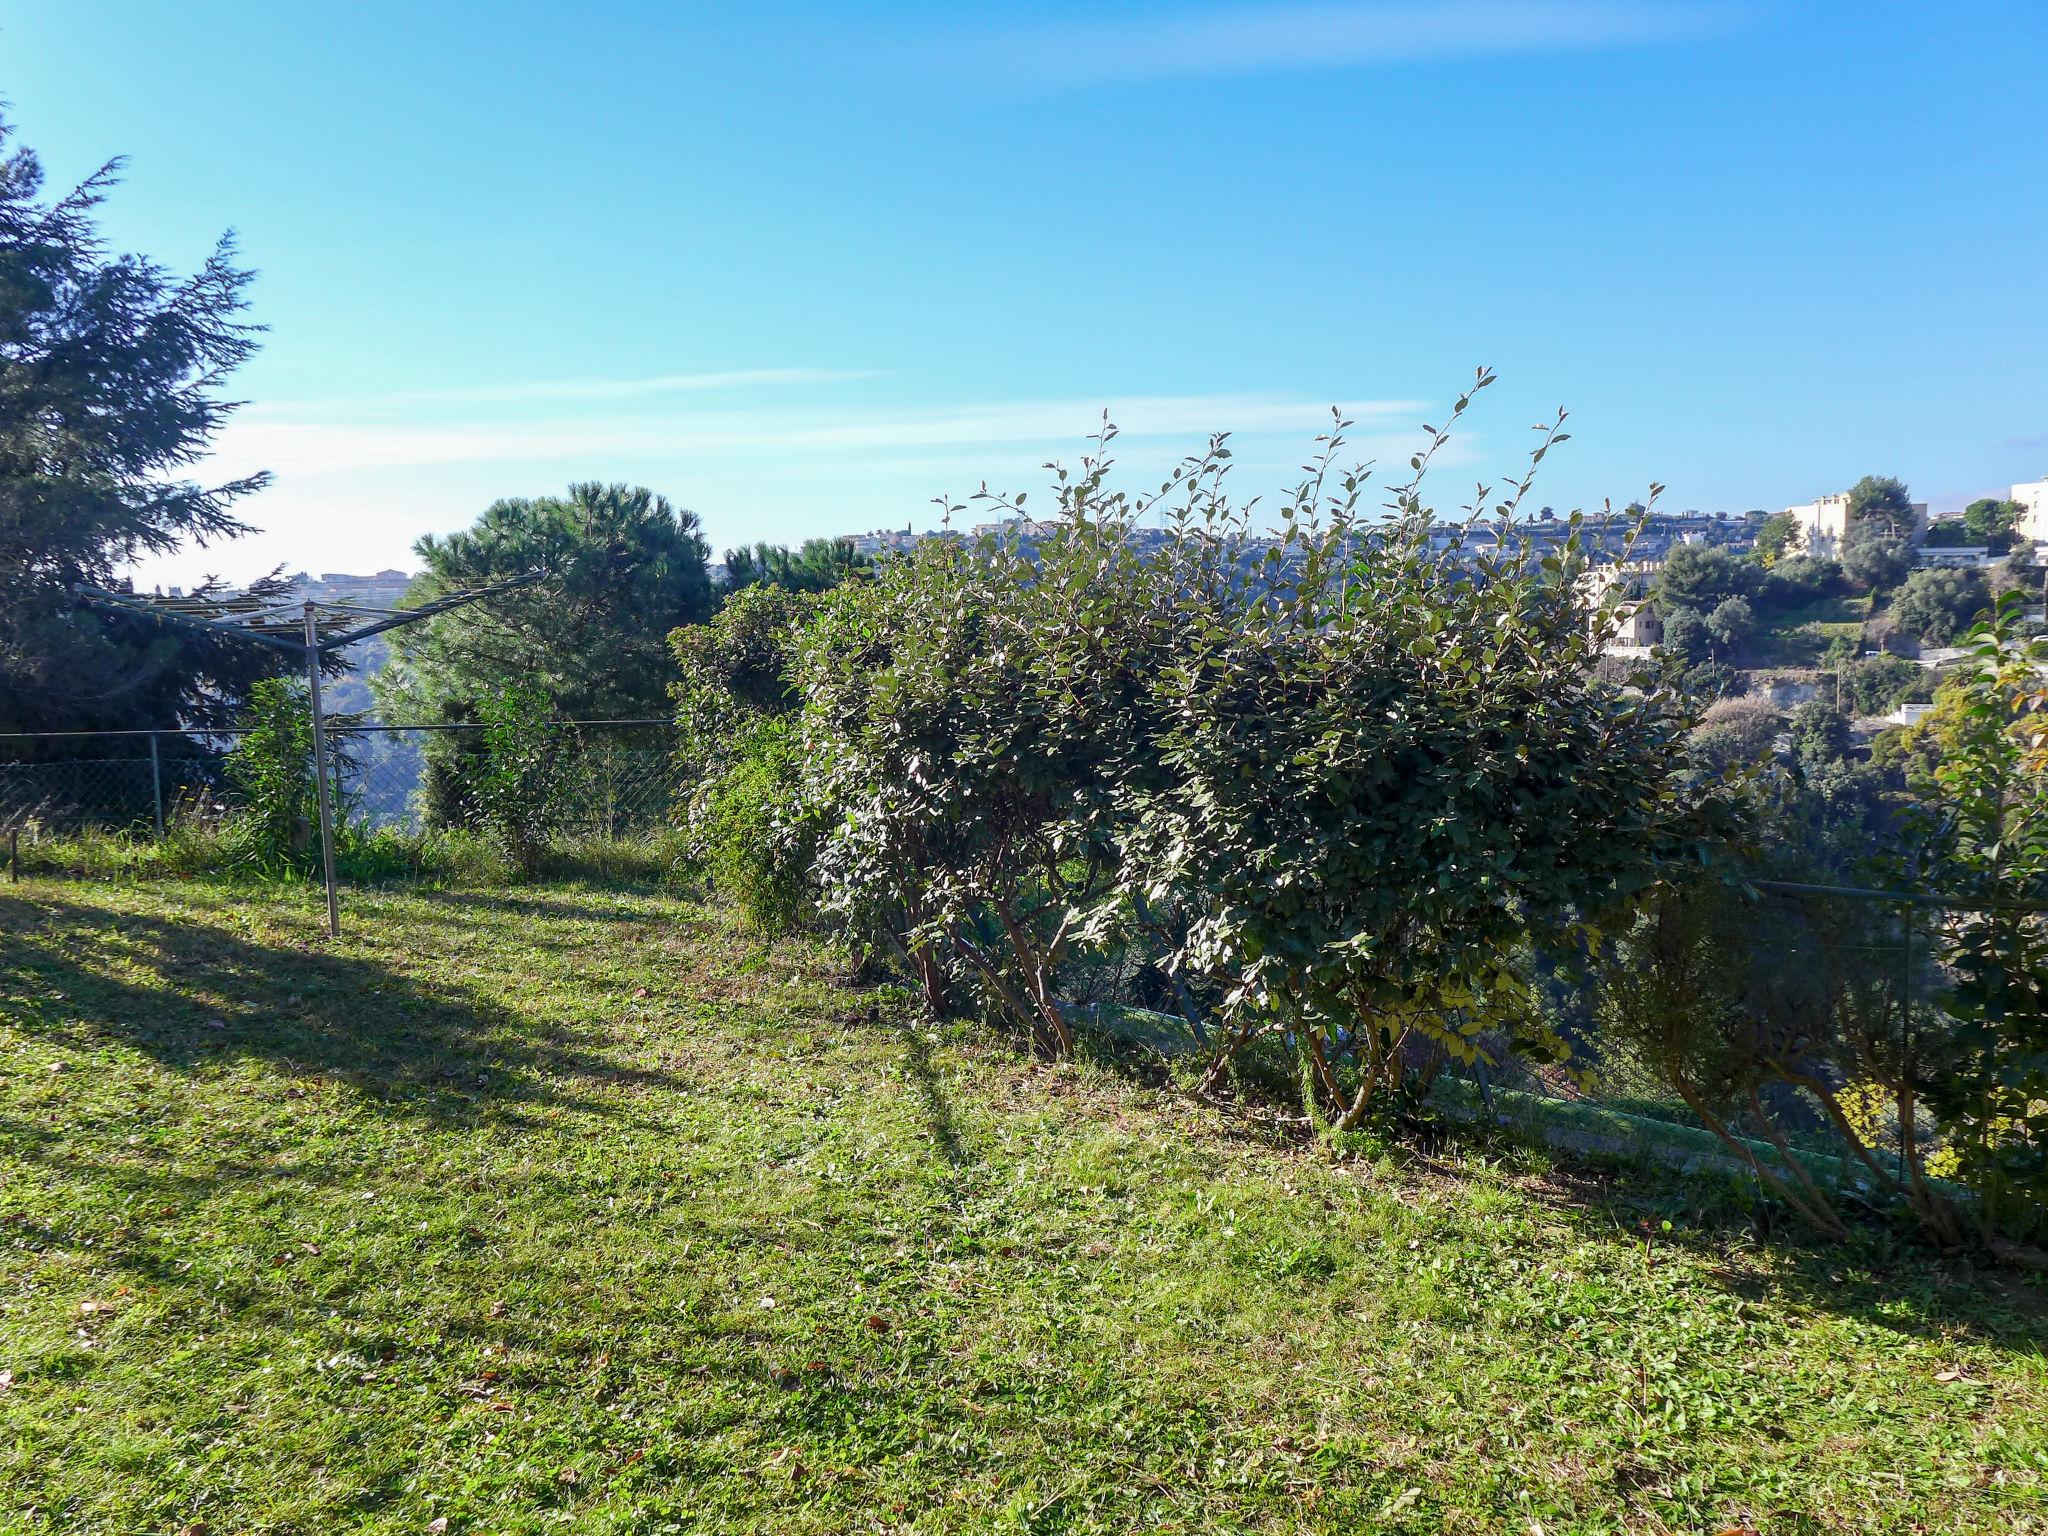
<box><xmin>1920</xmin><ymin>594</ymin><xmax>2048</xmax><ymax>1247</ymax></box>
<box><xmin>1600</xmin><ymin>595</ymin><xmax>2048</xmax><ymax>1256</ymax></box>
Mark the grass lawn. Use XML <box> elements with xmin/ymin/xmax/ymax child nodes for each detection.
<box><xmin>1750</xmin><ymin>594</ymin><xmax>1874</xmax><ymax>668</ymax></box>
<box><xmin>2</xmin><ymin>878</ymin><xmax>2045</xmax><ymax>1534</ymax></box>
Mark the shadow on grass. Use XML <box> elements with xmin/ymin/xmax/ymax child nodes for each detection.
<box><xmin>410</xmin><ymin>886</ymin><xmax>691</xmax><ymax>926</ymax></box>
<box><xmin>1430</xmin><ymin>1116</ymin><xmax>2048</xmax><ymax>1356</ymax></box>
<box><xmin>0</xmin><ymin>889</ymin><xmax>685</xmax><ymax>1130</ymax></box>
<box><xmin>896</xmin><ymin>1021</ymin><xmax>969</xmax><ymax>1168</ymax></box>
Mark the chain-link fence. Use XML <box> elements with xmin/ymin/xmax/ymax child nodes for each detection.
<box><xmin>1433</xmin><ymin>877</ymin><xmax>2048</xmax><ymax>1214</ymax></box>
<box><xmin>0</xmin><ymin>719</ymin><xmax>678</xmax><ymax>842</ymax></box>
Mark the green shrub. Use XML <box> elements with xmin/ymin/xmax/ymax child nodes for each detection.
<box><xmin>219</xmin><ymin>677</ymin><xmax>361</xmax><ymax>876</ymax></box>
<box><xmin>784</xmin><ymin>382</ymin><xmax>1728</xmax><ymax>1124</ymax></box>
<box><xmin>1890</xmin><ymin>566</ymin><xmax>1991</xmax><ymax>646</ymax></box>
<box><xmin>670</xmin><ymin>583</ymin><xmax>822</xmax><ymax>933</ymax></box>
<box><xmin>1596</xmin><ymin>874</ymin><xmax>1964</xmax><ymax>1246</ymax></box>
<box><xmin>466</xmin><ymin>682</ymin><xmax>565</xmax><ymax>876</ymax></box>
<box><xmin>1602</xmin><ymin>597</ymin><xmax>2048</xmax><ymax>1255</ymax></box>
<box><xmin>689</xmin><ymin>719</ymin><xmax>817</xmax><ymax>934</ymax></box>
<box><xmin>1841</xmin><ymin>654</ymin><xmax>1926</xmax><ymax>716</ymax></box>
<box><xmin>1918</xmin><ymin>595</ymin><xmax>2048</xmax><ymax>1246</ymax></box>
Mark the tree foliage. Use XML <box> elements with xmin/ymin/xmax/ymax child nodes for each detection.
<box><xmin>1759</xmin><ymin>554</ymin><xmax>1839</xmax><ymax>608</ymax></box>
<box><xmin>1655</xmin><ymin>542</ymin><xmax>1756</xmax><ymax>612</ymax></box>
<box><xmin>222</xmin><ymin>678</ymin><xmax>320</xmax><ymax>872</ymax></box>
<box><xmin>1841</xmin><ymin>521</ymin><xmax>1912</xmax><ymax>593</ymax></box>
<box><xmin>1890</xmin><ymin>566</ymin><xmax>1991</xmax><ymax>646</ymax></box>
<box><xmin>1916</xmin><ymin>594</ymin><xmax>2048</xmax><ymax>1242</ymax></box>
<box><xmin>1603</xmin><ymin>594</ymin><xmax>2048</xmax><ymax>1255</ymax></box>
<box><xmin>1839</xmin><ymin>653</ymin><xmax>1926</xmax><ymax>717</ymax></box>
<box><xmin>1754</xmin><ymin>510</ymin><xmax>1801</xmax><ymax>566</ymax></box>
<box><xmin>1705</xmin><ymin>594</ymin><xmax>1754</xmax><ymax>655</ymax></box>
<box><xmin>1658</xmin><ymin>604</ymin><xmax>1708</xmax><ymax>664</ymax></box>
<box><xmin>1846</xmin><ymin>474</ymin><xmax>1919</xmax><ymax>540</ymax></box>
<box><xmin>1963</xmin><ymin>497</ymin><xmax>2022</xmax><ymax>551</ymax></box>
<box><xmin>463</xmin><ymin>680</ymin><xmax>564</xmax><ymax>877</ymax></box>
<box><xmin>721</xmin><ymin>538</ymin><xmax>869</xmax><ymax>595</ymax></box>
<box><xmin>1687</xmin><ymin>697</ymin><xmax>1779</xmax><ymax>775</ymax></box>
<box><xmin>0</xmin><ymin>113</ymin><xmax>281</xmax><ymax>736</ymax></box>
<box><xmin>375</xmin><ymin>482</ymin><xmax>715</xmax><ymax>727</ymax></box>
<box><xmin>668</xmin><ymin>583</ymin><xmax>821</xmax><ymax>934</ymax></box>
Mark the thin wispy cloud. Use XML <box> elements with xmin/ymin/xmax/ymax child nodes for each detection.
<box><xmin>217</xmin><ymin>392</ymin><xmax>1427</xmax><ymax>477</ymax></box>
<box><xmin>157</xmin><ymin>385</ymin><xmax>1469</xmax><ymax>586</ymax></box>
<box><xmin>251</xmin><ymin>367</ymin><xmax>883</xmax><ymax>416</ymax></box>
<box><xmin>959</xmin><ymin>0</ymin><xmax>1746</xmax><ymax>86</ymax></box>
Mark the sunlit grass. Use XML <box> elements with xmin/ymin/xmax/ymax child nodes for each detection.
<box><xmin>1</xmin><ymin>878</ymin><xmax>2042</xmax><ymax>1533</ymax></box>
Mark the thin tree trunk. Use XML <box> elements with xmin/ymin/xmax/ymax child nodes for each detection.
<box><xmin>1746</xmin><ymin>1082</ymin><xmax>1845</xmax><ymax>1230</ymax></box>
<box><xmin>1671</xmin><ymin>1073</ymin><xmax>1848</xmax><ymax>1239</ymax></box>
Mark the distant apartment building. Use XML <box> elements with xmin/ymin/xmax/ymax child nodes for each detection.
<box><xmin>845</xmin><ymin>527</ymin><xmax>928</xmax><ymax>557</ymax></box>
<box><xmin>1783</xmin><ymin>491</ymin><xmax>1929</xmax><ymax>559</ymax></box>
<box><xmin>968</xmin><ymin>517</ymin><xmax>1064</xmax><ymax>542</ymax></box>
<box><xmin>286</xmin><ymin>568</ymin><xmax>416</xmax><ymax>607</ymax></box>
<box><xmin>2013</xmin><ymin>476</ymin><xmax>2048</xmax><ymax>544</ymax></box>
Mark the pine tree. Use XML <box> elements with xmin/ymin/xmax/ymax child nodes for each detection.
<box><xmin>0</xmin><ymin>114</ymin><xmax>278</xmax><ymax>736</ymax></box>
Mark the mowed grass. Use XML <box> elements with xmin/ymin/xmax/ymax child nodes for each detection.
<box><xmin>1</xmin><ymin>880</ymin><xmax>2044</xmax><ymax>1535</ymax></box>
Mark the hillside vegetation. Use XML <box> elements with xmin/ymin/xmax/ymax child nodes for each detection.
<box><xmin>3</xmin><ymin>879</ymin><xmax>2044</xmax><ymax>1534</ymax></box>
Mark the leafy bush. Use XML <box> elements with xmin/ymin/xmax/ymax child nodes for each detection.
<box><xmin>1787</xmin><ymin>698</ymin><xmax>1851</xmax><ymax>765</ymax></box>
<box><xmin>670</xmin><ymin>583</ymin><xmax>822</xmax><ymax>933</ymax></box>
<box><xmin>1655</xmin><ymin>543</ymin><xmax>1758</xmax><ymax>611</ymax></box>
<box><xmin>1759</xmin><ymin>555</ymin><xmax>1840</xmax><ymax>607</ymax></box>
<box><xmin>1706</xmin><ymin>594</ymin><xmax>1754</xmax><ymax>654</ymax></box>
<box><xmin>1922</xmin><ymin>520</ymin><xmax>1978</xmax><ymax>549</ymax></box>
<box><xmin>1596</xmin><ymin>874</ymin><xmax>1964</xmax><ymax>1245</ymax></box>
<box><xmin>1916</xmin><ymin>595</ymin><xmax>2048</xmax><ymax>1246</ymax></box>
<box><xmin>1602</xmin><ymin>596</ymin><xmax>2048</xmax><ymax>1256</ymax></box>
<box><xmin>219</xmin><ymin>677</ymin><xmax>370</xmax><ymax>876</ymax></box>
<box><xmin>1688</xmin><ymin>697</ymin><xmax>1780</xmax><ymax>774</ymax></box>
<box><xmin>1658</xmin><ymin>604</ymin><xmax>1707</xmax><ymax>663</ymax></box>
<box><xmin>778</xmin><ymin>382</ymin><xmax>1725</xmax><ymax>1133</ymax></box>
<box><xmin>1754</xmin><ymin>510</ymin><xmax>1801</xmax><ymax>566</ymax></box>
<box><xmin>466</xmin><ymin>681</ymin><xmax>565</xmax><ymax>876</ymax></box>
<box><xmin>222</xmin><ymin>677</ymin><xmax>320</xmax><ymax>872</ymax></box>
<box><xmin>1841</xmin><ymin>654</ymin><xmax>1928</xmax><ymax>717</ymax></box>
<box><xmin>1842</xmin><ymin>523</ymin><xmax>1912</xmax><ymax>593</ymax></box>
<box><xmin>690</xmin><ymin>719</ymin><xmax>817</xmax><ymax>935</ymax></box>
<box><xmin>671</xmin><ymin>583</ymin><xmax>812</xmax><ymax>775</ymax></box>
<box><xmin>1963</xmin><ymin>497</ymin><xmax>2023</xmax><ymax>553</ymax></box>
<box><xmin>793</xmin><ymin>474</ymin><xmax>1158</xmax><ymax>1049</ymax></box>
<box><xmin>1889</xmin><ymin>566</ymin><xmax>1991</xmax><ymax>646</ymax></box>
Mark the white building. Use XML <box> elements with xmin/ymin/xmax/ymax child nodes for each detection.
<box><xmin>1914</xmin><ymin>545</ymin><xmax>1995</xmax><ymax>569</ymax></box>
<box><xmin>1577</xmin><ymin>560</ymin><xmax>1663</xmax><ymax>648</ymax></box>
<box><xmin>2012</xmin><ymin>476</ymin><xmax>2048</xmax><ymax>544</ymax></box>
<box><xmin>1783</xmin><ymin>491</ymin><xmax>1928</xmax><ymax>559</ymax></box>
<box><xmin>846</xmin><ymin>527</ymin><xmax>925</xmax><ymax>557</ymax></box>
<box><xmin>968</xmin><ymin>517</ymin><xmax>1063</xmax><ymax>542</ymax></box>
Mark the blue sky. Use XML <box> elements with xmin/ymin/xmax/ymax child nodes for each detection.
<box><xmin>9</xmin><ymin>1</ymin><xmax>2047</xmax><ymax>585</ymax></box>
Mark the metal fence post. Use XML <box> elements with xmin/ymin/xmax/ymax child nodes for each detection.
<box><xmin>304</xmin><ymin>605</ymin><xmax>341</xmax><ymax>937</ymax></box>
<box><xmin>148</xmin><ymin>730</ymin><xmax>165</xmax><ymax>839</ymax></box>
